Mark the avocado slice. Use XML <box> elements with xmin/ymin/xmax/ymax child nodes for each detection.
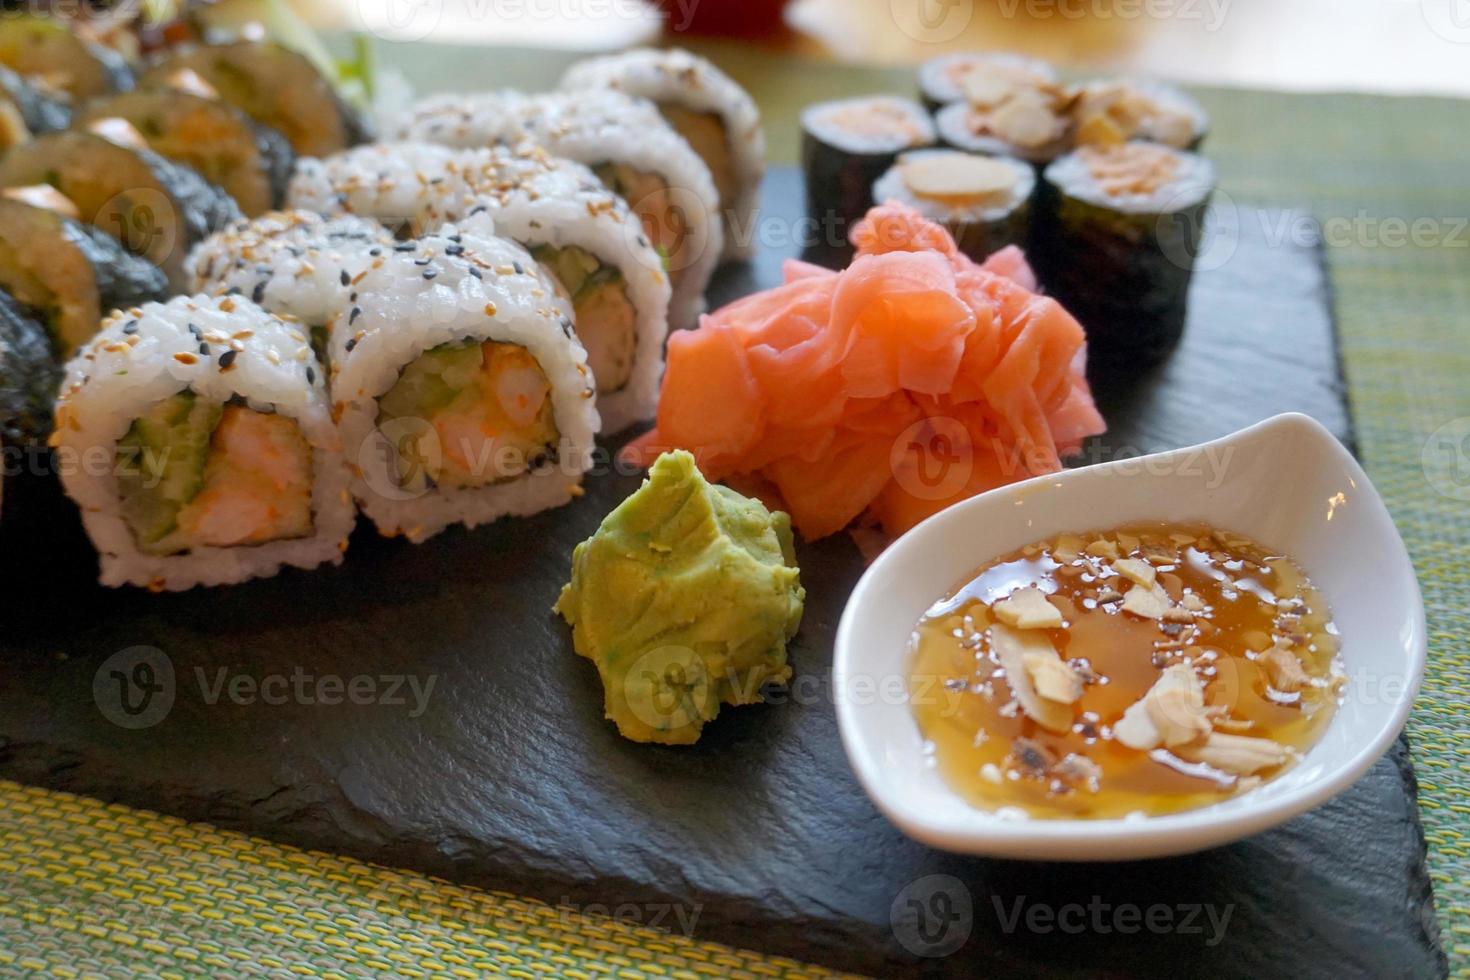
<box><xmin>117</xmin><ymin>391</ymin><xmax>223</xmax><ymax>552</ymax></box>
<box><xmin>378</xmin><ymin>339</ymin><xmax>484</xmax><ymax>423</ymax></box>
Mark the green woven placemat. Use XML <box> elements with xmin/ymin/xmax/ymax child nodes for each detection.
<box><xmin>1</xmin><ymin>38</ymin><xmax>1465</xmax><ymax>976</ymax></box>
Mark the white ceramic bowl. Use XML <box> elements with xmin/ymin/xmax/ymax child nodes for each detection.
<box><xmin>833</xmin><ymin>413</ymin><xmax>1425</xmax><ymax>860</ymax></box>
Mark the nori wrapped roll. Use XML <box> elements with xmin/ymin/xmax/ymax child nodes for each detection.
<box><xmin>1072</xmin><ymin>78</ymin><xmax>1208</xmax><ymax>151</ymax></box>
<box><xmin>0</xmin><ymin>65</ymin><xmax>70</xmax><ymax>150</ymax></box>
<box><xmin>0</xmin><ymin>14</ymin><xmax>134</xmax><ymax>103</ymax></box>
<box><xmin>801</xmin><ymin>95</ymin><xmax>935</xmax><ymax>247</ymax></box>
<box><xmin>1032</xmin><ymin>142</ymin><xmax>1215</xmax><ymax>366</ymax></box>
<box><xmin>0</xmin><ymin>195</ymin><xmax>170</xmax><ymax>356</ymax></box>
<box><xmin>0</xmin><ymin>130</ymin><xmax>241</xmax><ymax>288</ymax></box>
<box><xmin>871</xmin><ymin>149</ymin><xmax>1034</xmax><ymax>264</ymax></box>
<box><xmin>917</xmin><ymin>51</ymin><xmax>1058</xmax><ymax>114</ymax></box>
<box><xmin>0</xmin><ymin>287</ymin><xmax>60</xmax><ymax>450</ymax></box>
<box><xmin>76</xmin><ymin>90</ymin><xmax>295</xmax><ymax>216</ymax></box>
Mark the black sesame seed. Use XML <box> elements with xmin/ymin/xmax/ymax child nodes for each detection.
<box><xmin>345</xmin><ymin>337</ymin><xmax>358</xmax><ymax>353</ymax></box>
<box><xmin>414</xmin><ymin>256</ymin><xmax>431</xmax><ymax>266</ymax></box>
<box><xmin>218</xmin><ymin>349</ymin><xmax>238</xmax><ymax>369</ymax></box>
<box><xmin>188</xmin><ymin>322</ymin><xmax>203</xmax><ymax>339</ymax></box>
<box><xmin>512</xmin><ymin>261</ymin><xmax>524</xmax><ymax>275</ymax></box>
<box><xmin>349</xmin><ymin>307</ymin><xmax>361</xmax><ymax>325</ymax></box>
<box><xmin>306</xmin><ymin>365</ymin><xmax>316</xmax><ymax>384</ymax></box>
<box><xmin>340</xmin><ymin>269</ymin><xmax>351</xmax><ymax>287</ymax></box>
<box><xmin>252</xmin><ymin>281</ymin><xmax>267</xmax><ymax>303</ymax></box>
<box><xmin>444</xmin><ymin>244</ymin><xmax>464</xmax><ymax>256</ymax></box>
<box><xmin>560</xmin><ymin>315</ymin><xmax>574</xmax><ymax>338</ymax></box>
<box><xmin>199</xmin><ymin>342</ymin><xmax>210</xmax><ymax>356</ymax></box>
<box><xmin>394</xmin><ymin>242</ymin><xmax>416</xmax><ymax>252</ymax></box>
<box><xmin>423</xmin><ymin>268</ymin><xmax>438</xmax><ymax>280</ymax></box>
<box><xmin>449</xmin><ymin>234</ymin><xmax>462</xmax><ymax>243</ymax></box>
<box><xmin>468</xmin><ymin>267</ymin><xmax>483</xmax><ymax>280</ymax></box>
<box><xmin>122</xmin><ymin>320</ymin><xmax>139</xmax><ymax>335</ymax></box>
<box><xmin>369</xmin><ymin>247</ymin><xmax>382</xmax><ymax>256</ymax></box>
<box><xmin>469</xmin><ymin>205</ymin><xmax>487</xmax><ymax>216</ymax></box>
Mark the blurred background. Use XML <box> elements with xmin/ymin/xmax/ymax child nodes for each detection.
<box><xmin>312</xmin><ymin>0</ymin><xmax>1470</xmax><ymax>95</ymax></box>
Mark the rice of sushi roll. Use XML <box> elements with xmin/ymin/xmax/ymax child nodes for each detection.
<box><xmin>0</xmin><ymin>191</ymin><xmax>169</xmax><ymax>356</ymax></box>
<box><xmin>917</xmin><ymin>51</ymin><xmax>1058</xmax><ymax>113</ymax></box>
<box><xmin>393</xmin><ymin>90</ymin><xmax>723</xmax><ymax>330</ymax></box>
<box><xmin>0</xmin><ymin>14</ymin><xmax>134</xmax><ymax>104</ymax></box>
<box><xmin>0</xmin><ymin>129</ymin><xmax>240</xmax><ymax>288</ymax></box>
<box><xmin>0</xmin><ymin>65</ymin><xmax>70</xmax><ymax>151</ymax></box>
<box><xmin>1033</xmin><ymin>141</ymin><xmax>1215</xmax><ymax>364</ymax></box>
<box><xmin>560</xmin><ymin>47</ymin><xmax>765</xmax><ymax>262</ymax></box>
<box><xmin>333</xmin><ymin>222</ymin><xmax>600</xmax><ymax>543</ymax></box>
<box><xmin>800</xmin><ymin>95</ymin><xmax>935</xmax><ymax>241</ymax></box>
<box><xmin>872</xmin><ymin>149</ymin><xmax>1034</xmax><ymax>264</ymax></box>
<box><xmin>0</xmin><ymin>287</ymin><xmax>62</xmax><ymax>451</ymax></box>
<box><xmin>186</xmin><ymin>209</ymin><xmax>394</xmax><ymax>358</ymax></box>
<box><xmin>287</xmin><ymin>141</ymin><xmax>470</xmax><ymax>239</ymax></box>
<box><xmin>52</xmin><ymin>294</ymin><xmax>356</xmax><ymax>591</ymax></box>
<box><xmin>1071</xmin><ymin>78</ymin><xmax>1208</xmax><ymax>151</ymax></box>
<box><xmin>140</xmin><ymin>40</ymin><xmax>371</xmax><ymax>156</ymax></box>
<box><xmin>76</xmin><ymin>90</ymin><xmax>297</xmax><ymax>216</ymax></box>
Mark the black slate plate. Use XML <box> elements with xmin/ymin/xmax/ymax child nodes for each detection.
<box><xmin>0</xmin><ymin>170</ymin><xmax>1444</xmax><ymax>979</ymax></box>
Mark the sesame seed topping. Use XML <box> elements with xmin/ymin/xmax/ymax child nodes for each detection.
<box><xmin>218</xmin><ymin>349</ymin><xmax>238</xmax><ymax>370</ymax></box>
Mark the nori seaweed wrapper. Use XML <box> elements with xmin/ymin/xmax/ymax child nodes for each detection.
<box><xmin>801</xmin><ymin>96</ymin><xmax>935</xmax><ymax>253</ymax></box>
<box><xmin>1032</xmin><ymin>145</ymin><xmax>1214</xmax><ymax>366</ymax></box>
<box><xmin>0</xmin><ymin>64</ymin><xmax>69</xmax><ymax>136</ymax></box>
<box><xmin>67</xmin><ymin>219</ymin><xmax>171</xmax><ymax>316</ymax></box>
<box><xmin>0</xmin><ymin>288</ymin><xmax>60</xmax><ymax>449</ymax></box>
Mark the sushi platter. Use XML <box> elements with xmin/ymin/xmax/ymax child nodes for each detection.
<box><xmin>0</xmin><ymin>11</ymin><xmax>1439</xmax><ymax>978</ymax></box>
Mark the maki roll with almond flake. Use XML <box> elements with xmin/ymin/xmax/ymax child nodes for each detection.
<box><xmin>0</xmin><ymin>192</ymin><xmax>168</xmax><ymax>356</ymax></box>
<box><xmin>560</xmin><ymin>47</ymin><xmax>765</xmax><ymax>262</ymax></box>
<box><xmin>800</xmin><ymin>95</ymin><xmax>935</xmax><ymax>242</ymax></box>
<box><xmin>76</xmin><ymin>90</ymin><xmax>296</xmax><ymax>216</ymax></box>
<box><xmin>917</xmin><ymin>51</ymin><xmax>1058</xmax><ymax>114</ymax></box>
<box><xmin>187</xmin><ymin>209</ymin><xmax>394</xmax><ymax>358</ymax></box>
<box><xmin>1033</xmin><ymin>142</ymin><xmax>1215</xmax><ymax>365</ymax></box>
<box><xmin>393</xmin><ymin>90</ymin><xmax>722</xmax><ymax>331</ymax></box>
<box><xmin>871</xmin><ymin>149</ymin><xmax>1033</xmax><ymax>264</ymax></box>
<box><xmin>0</xmin><ymin>130</ymin><xmax>240</xmax><ymax>288</ymax></box>
<box><xmin>140</xmin><ymin>41</ymin><xmax>370</xmax><ymax>156</ymax></box>
<box><xmin>52</xmin><ymin>295</ymin><xmax>355</xmax><ymax>590</ymax></box>
<box><xmin>1072</xmin><ymin>78</ymin><xmax>1207</xmax><ymax>151</ymax></box>
<box><xmin>334</xmin><ymin>221</ymin><xmax>599</xmax><ymax>543</ymax></box>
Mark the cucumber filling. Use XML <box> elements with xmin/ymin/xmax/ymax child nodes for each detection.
<box><xmin>377</xmin><ymin>340</ymin><xmax>560</xmax><ymax>491</ymax></box>
<box><xmin>530</xmin><ymin>244</ymin><xmax>636</xmax><ymax>395</ymax></box>
<box><xmin>117</xmin><ymin>391</ymin><xmax>315</xmax><ymax>555</ymax></box>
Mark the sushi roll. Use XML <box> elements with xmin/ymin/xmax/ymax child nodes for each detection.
<box><xmin>186</xmin><ymin>209</ymin><xmax>394</xmax><ymax>358</ymax></box>
<box><xmin>0</xmin><ymin>14</ymin><xmax>134</xmax><ymax>103</ymax></box>
<box><xmin>800</xmin><ymin>95</ymin><xmax>935</xmax><ymax>240</ymax></box>
<box><xmin>0</xmin><ymin>287</ymin><xmax>62</xmax><ymax>451</ymax></box>
<box><xmin>559</xmin><ymin>47</ymin><xmax>765</xmax><ymax>262</ymax></box>
<box><xmin>934</xmin><ymin>81</ymin><xmax>1073</xmax><ymax>166</ymax></box>
<box><xmin>293</xmin><ymin>141</ymin><xmax>671</xmax><ymax>434</ymax></box>
<box><xmin>1033</xmin><ymin>141</ymin><xmax>1215</xmax><ymax>364</ymax></box>
<box><xmin>76</xmin><ymin>90</ymin><xmax>296</xmax><ymax>216</ymax></box>
<box><xmin>917</xmin><ymin>51</ymin><xmax>1058</xmax><ymax>113</ymax></box>
<box><xmin>0</xmin><ymin>130</ymin><xmax>241</xmax><ymax>288</ymax></box>
<box><xmin>1071</xmin><ymin>78</ymin><xmax>1208</xmax><ymax>151</ymax></box>
<box><xmin>871</xmin><ymin>149</ymin><xmax>1034</xmax><ymax>264</ymax></box>
<box><xmin>0</xmin><ymin>65</ymin><xmax>70</xmax><ymax>151</ymax></box>
<box><xmin>286</xmin><ymin>141</ymin><xmax>469</xmax><ymax>238</ymax></box>
<box><xmin>140</xmin><ymin>41</ymin><xmax>371</xmax><ymax>157</ymax></box>
<box><xmin>334</xmin><ymin>222</ymin><xmax>600</xmax><ymax>543</ymax></box>
<box><xmin>0</xmin><ymin>192</ymin><xmax>169</xmax><ymax>356</ymax></box>
<box><xmin>52</xmin><ymin>295</ymin><xmax>356</xmax><ymax>590</ymax></box>
<box><xmin>393</xmin><ymin>90</ymin><xmax>723</xmax><ymax>331</ymax></box>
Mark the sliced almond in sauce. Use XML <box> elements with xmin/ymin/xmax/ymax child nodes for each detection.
<box><xmin>992</xmin><ymin>585</ymin><xmax>1064</xmax><ymax>630</ymax></box>
<box><xmin>1113</xmin><ymin>664</ymin><xmax>1207</xmax><ymax>750</ymax></box>
<box><xmin>1024</xmin><ymin>651</ymin><xmax>1083</xmax><ymax>704</ymax></box>
<box><xmin>900</xmin><ymin>152</ymin><xmax>1016</xmax><ymax>201</ymax></box>
<box><xmin>2</xmin><ymin>184</ymin><xmax>79</xmax><ymax>219</ymax></box>
<box><xmin>1177</xmin><ymin>732</ymin><xmax>1290</xmax><ymax>775</ymax></box>
<box><xmin>1086</xmin><ymin>538</ymin><xmax>1119</xmax><ymax>560</ymax></box>
<box><xmin>989</xmin><ymin>623</ymin><xmax>1073</xmax><ymax>733</ymax></box>
<box><xmin>1052</xmin><ymin>533</ymin><xmax>1084</xmax><ymax>562</ymax></box>
<box><xmin>1113</xmin><ymin>557</ymin><xmax>1157</xmax><ymax>588</ymax></box>
<box><xmin>1121</xmin><ymin>583</ymin><xmax>1170</xmax><ymax>620</ymax></box>
<box><xmin>1261</xmin><ymin>643</ymin><xmax>1310</xmax><ymax>693</ymax></box>
<box><xmin>1181</xmin><ymin>593</ymin><xmax>1206</xmax><ymax>612</ymax></box>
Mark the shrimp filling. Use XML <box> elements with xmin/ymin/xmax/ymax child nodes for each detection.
<box><xmin>117</xmin><ymin>392</ymin><xmax>315</xmax><ymax>555</ymax></box>
<box><xmin>376</xmin><ymin>339</ymin><xmax>560</xmax><ymax>491</ymax></box>
<box><xmin>593</xmin><ymin>162</ymin><xmax>687</xmax><ymax>286</ymax></box>
<box><xmin>530</xmin><ymin>244</ymin><xmax>635</xmax><ymax>394</ymax></box>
